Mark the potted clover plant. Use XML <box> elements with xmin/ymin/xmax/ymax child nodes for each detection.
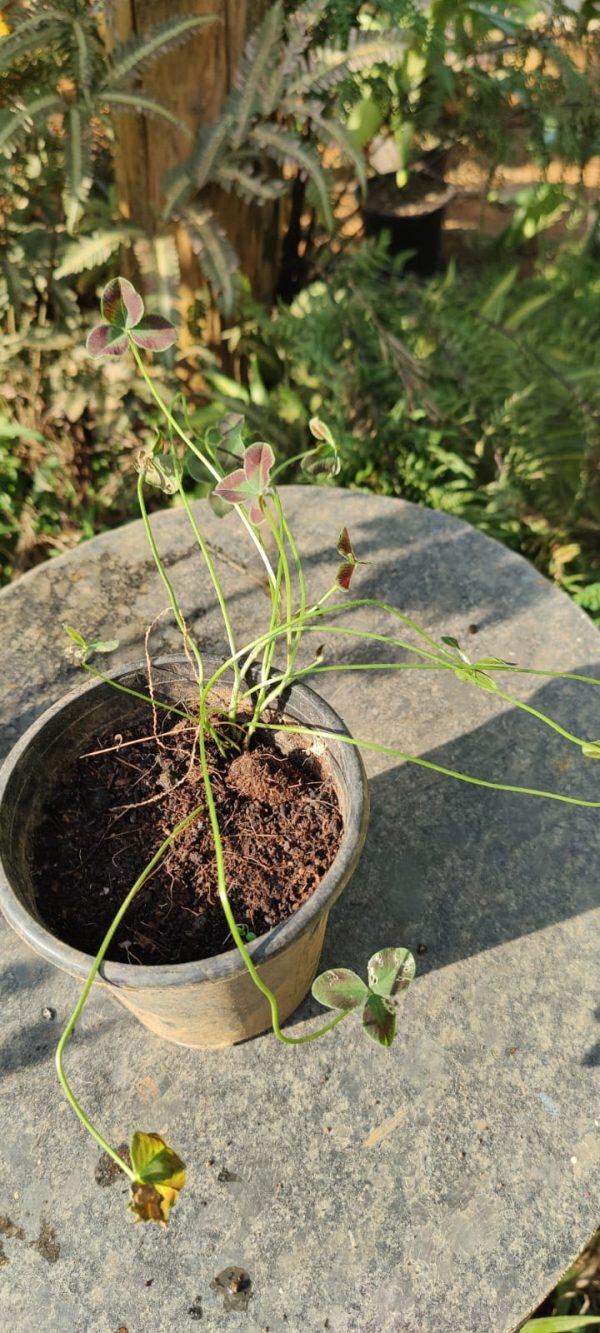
<box><xmin>0</xmin><ymin>277</ymin><xmax>598</xmax><ymax>1227</ymax></box>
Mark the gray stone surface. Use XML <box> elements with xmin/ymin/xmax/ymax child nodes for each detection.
<box><xmin>0</xmin><ymin>486</ymin><xmax>598</xmax><ymax>1333</ymax></box>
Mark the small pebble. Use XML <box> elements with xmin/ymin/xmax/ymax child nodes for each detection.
<box><xmin>417</xmin><ymin>943</ymin><xmax>428</xmax><ymax>956</ymax></box>
<box><xmin>41</xmin><ymin>1006</ymin><xmax>56</xmax><ymax>1021</ymax></box>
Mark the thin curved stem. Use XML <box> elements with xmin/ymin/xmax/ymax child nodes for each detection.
<box><xmin>128</xmin><ymin>339</ymin><xmax>277</xmax><ymax>593</ymax></box>
<box><xmin>258</xmin><ymin>723</ymin><xmax>600</xmax><ymax>809</ymax></box>
<box><xmin>195</xmin><ymin>708</ymin><xmax>349</xmax><ymax>1044</ymax></box>
<box><xmin>56</xmin><ymin>804</ymin><xmax>204</xmax><ymax>1176</ymax></box>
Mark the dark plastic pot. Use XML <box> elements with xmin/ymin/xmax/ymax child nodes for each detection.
<box><xmin>361</xmin><ymin>168</ymin><xmax>455</xmax><ymax>277</ymax></box>
<box><xmin>0</xmin><ymin>657</ymin><xmax>369</xmax><ymax>1048</ymax></box>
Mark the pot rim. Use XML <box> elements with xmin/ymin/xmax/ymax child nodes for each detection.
<box><xmin>362</xmin><ymin>169</ymin><xmax>456</xmax><ymax>218</ymax></box>
<box><xmin>0</xmin><ymin>655</ymin><xmax>369</xmax><ymax>989</ymax></box>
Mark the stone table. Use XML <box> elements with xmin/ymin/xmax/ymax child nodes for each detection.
<box><xmin>1</xmin><ymin>487</ymin><xmax>599</xmax><ymax>1333</ymax></box>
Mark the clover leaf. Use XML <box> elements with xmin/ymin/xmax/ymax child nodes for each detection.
<box><xmin>128</xmin><ymin>1131</ymin><xmax>186</xmax><ymax>1226</ymax></box>
<box><xmin>212</xmin><ymin>442</ymin><xmax>275</xmax><ymax>525</ymax></box>
<box><xmin>312</xmin><ymin>947</ymin><xmax>416</xmax><ymax>1047</ymax></box>
<box><xmin>86</xmin><ymin>278</ymin><xmax>176</xmax><ymax>359</ymax></box>
<box><xmin>301</xmin><ymin>417</ymin><xmax>341</xmax><ymax>478</ymax></box>
<box><xmin>63</xmin><ymin>623</ymin><xmax>119</xmax><ymax>665</ymax></box>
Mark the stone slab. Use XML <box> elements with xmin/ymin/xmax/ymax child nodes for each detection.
<box><xmin>0</xmin><ymin>487</ymin><xmax>599</xmax><ymax>1333</ymax></box>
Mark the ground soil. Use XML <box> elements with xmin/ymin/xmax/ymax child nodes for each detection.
<box><xmin>31</xmin><ymin>705</ymin><xmax>343</xmax><ymax>966</ymax></box>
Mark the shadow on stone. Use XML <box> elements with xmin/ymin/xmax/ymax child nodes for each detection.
<box><xmin>0</xmin><ymin>1015</ymin><xmax>118</xmax><ymax>1078</ymax></box>
<box><xmin>288</xmin><ymin>664</ymin><xmax>600</xmax><ymax>1026</ymax></box>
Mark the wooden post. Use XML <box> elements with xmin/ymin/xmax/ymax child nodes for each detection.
<box><xmin>104</xmin><ymin>0</ymin><xmax>280</xmax><ymax>303</ymax></box>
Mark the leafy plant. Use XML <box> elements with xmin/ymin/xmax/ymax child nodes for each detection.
<box><xmin>46</xmin><ymin>277</ymin><xmax>599</xmax><ymax>1224</ymax></box>
<box><xmin>208</xmin><ymin>236</ymin><xmax>600</xmax><ymax>622</ymax></box>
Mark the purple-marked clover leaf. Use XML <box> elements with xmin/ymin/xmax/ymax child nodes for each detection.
<box><xmin>313</xmin><ymin>947</ymin><xmax>416</xmax><ymax>1049</ymax></box>
<box><xmin>301</xmin><ymin>417</ymin><xmax>341</xmax><ymax>478</ymax></box>
<box><xmin>335</xmin><ymin>527</ymin><xmax>364</xmax><ymax>591</ymax></box>
<box><xmin>312</xmin><ymin>968</ymin><xmax>370</xmax><ymax>1011</ymax></box>
<box><xmin>362</xmin><ymin>993</ymin><xmax>397</xmax><ymax>1047</ymax></box>
<box><xmin>212</xmin><ymin>441</ymin><xmax>275</xmax><ymax>525</ymax></box>
<box><xmin>128</xmin><ymin>1131</ymin><xmax>186</xmax><ymax>1226</ymax></box>
<box><xmin>86</xmin><ymin>277</ymin><xmax>176</xmax><ymax>359</ymax></box>
<box><xmin>367</xmin><ymin>948</ymin><xmax>416</xmax><ymax>998</ymax></box>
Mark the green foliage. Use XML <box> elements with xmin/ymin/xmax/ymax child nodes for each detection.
<box><xmin>0</xmin><ymin>2</ymin><xmax>213</xmax><ymax>236</ymax></box>
<box><xmin>209</xmin><ymin>236</ymin><xmax>600</xmax><ymax>621</ymax></box>
<box><xmin>163</xmin><ymin>1</ymin><xmax>407</xmax><ymax>310</ymax></box>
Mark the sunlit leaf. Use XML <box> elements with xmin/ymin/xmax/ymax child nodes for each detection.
<box><xmin>135</xmin><ymin>448</ymin><xmax>180</xmax><ymax>494</ymax></box>
<box><xmin>130</xmin><ymin>315</ymin><xmax>177</xmax><ymax>352</ymax></box>
<box><xmin>301</xmin><ymin>439</ymin><xmax>340</xmax><ymax>478</ymax></box>
<box><xmin>362</xmin><ymin>993</ymin><xmax>396</xmax><ymax>1047</ymax></box>
<box><xmin>454</xmin><ymin>666</ymin><xmax>497</xmax><ymax>692</ymax></box>
<box><xmin>88</xmin><ymin>639</ymin><xmax>120</xmax><ymax>655</ymax></box>
<box><xmin>309</xmin><ymin>417</ymin><xmax>336</xmax><ymax>446</ymax></box>
<box><xmin>368</xmin><ymin>948</ymin><xmax>415</xmax><ymax>998</ymax></box>
<box><xmin>312</xmin><ymin>968</ymin><xmax>369</xmax><ymax>1011</ymax></box>
<box><xmin>213</xmin><ymin>442</ymin><xmax>274</xmax><ymax>524</ymax></box>
<box><xmin>581</xmin><ymin>739</ymin><xmax>600</xmax><ymax>759</ymax></box>
<box><xmin>86</xmin><ymin>324</ymin><xmax>129</xmax><ymax>358</ymax></box>
<box><xmin>63</xmin><ymin>623</ymin><xmax>87</xmax><ymax>647</ymax></box>
<box><xmin>101</xmin><ymin>277</ymin><xmax>143</xmax><ymax>329</ymax></box>
<box><xmin>128</xmin><ymin>1131</ymin><xmax>186</xmax><ymax>1226</ymax></box>
<box><xmin>87</xmin><ymin>278</ymin><xmax>175</xmax><ymax>358</ymax></box>
<box><xmin>337</xmin><ymin>527</ymin><xmax>355</xmax><ymax>561</ymax></box>
<box><xmin>336</xmin><ymin>561</ymin><xmax>356</xmax><ymax>591</ymax></box>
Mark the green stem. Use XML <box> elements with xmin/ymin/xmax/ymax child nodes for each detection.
<box><xmin>258</xmin><ymin>723</ymin><xmax>600</xmax><ymax>809</ymax></box>
<box><xmin>487</xmin><ymin>683</ymin><xmax>588</xmax><ymax>747</ymax></box>
<box><xmin>137</xmin><ymin>475</ymin><xmax>205</xmax><ymax>690</ymax></box>
<box><xmin>56</xmin><ymin>804</ymin><xmax>204</xmax><ymax>1178</ymax></box>
<box><xmin>195</xmin><ymin>708</ymin><xmax>349</xmax><ymax>1044</ymax></box>
<box><xmin>264</xmin><ymin>499</ymin><xmax>293</xmax><ymax>670</ymax></box>
<box><xmin>129</xmin><ymin>339</ymin><xmax>277</xmax><ymax>594</ymax></box>
<box><xmin>176</xmin><ymin>474</ymin><xmax>242</xmax><ymax>711</ymax></box>
<box><xmin>82</xmin><ymin>664</ymin><xmax>192</xmax><ymax>722</ymax></box>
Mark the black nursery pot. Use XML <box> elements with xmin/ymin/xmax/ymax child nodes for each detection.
<box><xmin>0</xmin><ymin>657</ymin><xmax>369</xmax><ymax>1049</ymax></box>
<box><xmin>361</xmin><ymin>169</ymin><xmax>455</xmax><ymax>277</ymax></box>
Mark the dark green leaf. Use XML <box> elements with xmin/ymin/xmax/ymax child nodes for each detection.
<box><xmin>362</xmin><ymin>994</ymin><xmax>396</xmax><ymax>1047</ymax></box>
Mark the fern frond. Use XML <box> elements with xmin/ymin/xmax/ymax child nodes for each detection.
<box><xmin>250</xmin><ymin>126</ymin><xmax>334</xmax><ymax>229</ymax></box>
<box><xmin>161</xmin><ymin>112</ymin><xmax>235</xmax><ymax>221</ymax></box>
<box><xmin>71</xmin><ymin>17</ymin><xmax>92</xmax><ymax>102</ymax></box>
<box><xmin>101</xmin><ymin>91</ymin><xmax>194</xmax><ymax>137</ymax></box>
<box><xmin>216</xmin><ymin>164</ymin><xmax>285</xmax><ymax>204</ymax></box>
<box><xmin>133</xmin><ymin>235</ymin><xmax>181</xmax><ymax>321</ymax></box>
<box><xmin>54</xmin><ymin>228</ymin><xmax>141</xmax><ymax>279</ymax></box>
<box><xmin>183</xmin><ymin>206</ymin><xmax>239</xmax><ymax>316</ymax></box>
<box><xmin>0</xmin><ymin>18</ymin><xmax>63</xmax><ymax>72</ymax></box>
<box><xmin>106</xmin><ymin>15</ymin><xmax>217</xmax><ymax>87</ymax></box>
<box><xmin>62</xmin><ymin>106</ymin><xmax>93</xmax><ymax>234</ymax></box>
<box><xmin>0</xmin><ymin>94</ymin><xmax>63</xmax><ymax>152</ymax></box>
<box><xmin>286</xmin><ymin>99</ymin><xmax>366</xmax><ymax>190</ymax></box>
<box><xmin>231</xmin><ymin>1</ymin><xmax>284</xmax><ymax>149</ymax></box>
<box><xmin>190</xmin><ymin>115</ymin><xmax>235</xmax><ymax>190</ymax></box>
<box><xmin>288</xmin><ymin>32</ymin><xmax>408</xmax><ymax>98</ymax></box>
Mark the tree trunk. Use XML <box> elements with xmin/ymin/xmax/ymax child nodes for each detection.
<box><xmin>104</xmin><ymin>0</ymin><xmax>280</xmax><ymax>304</ymax></box>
